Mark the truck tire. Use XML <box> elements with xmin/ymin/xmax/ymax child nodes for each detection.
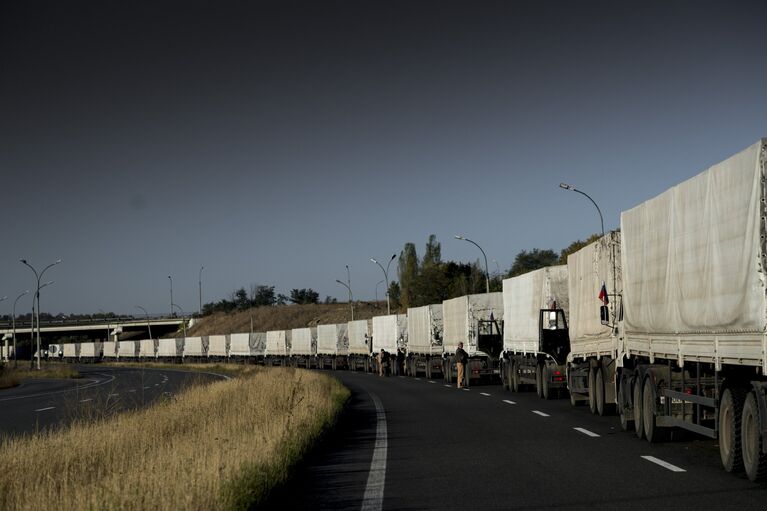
<box><xmin>501</xmin><ymin>362</ymin><xmax>510</xmax><ymax>391</ymax></box>
<box><xmin>588</xmin><ymin>367</ymin><xmax>597</xmax><ymax>415</ymax></box>
<box><xmin>633</xmin><ymin>376</ymin><xmax>645</xmax><ymax>439</ymax></box>
<box><xmin>426</xmin><ymin>361</ymin><xmax>432</xmax><ymax>380</ymax></box>
<box><xmin>719</xmin><ymin>387</ymin><xmax>745</xmax><ymax>473</ymax></box>
<box><xmin>742</xmin><ymin>391</ymin><xmax>767</xmax><ymax>482</ymax></box>
<box><xmin>618</xmin><ymin>376</ymin><xmax>633</xmax><ymax>432</ymax></box>
<box><xmin>595</xmin><ymin>367</ymin><xmax>606</xmax><ymax>416</ymax></box>
<box><xmin>542</xmin><ymin>365</ymin><xmax>552</xmax><ymax>400</ymax></box>
<box><xmin>535</xmin><ymin>364</ymin><xmax>543</xmax><ymax>398</ymax></box>
<box><xmin>643</xmin><ymin>377</ymin><xmax>667</xmax><ymax>443</ymax></box>
<box><xmin>511</xmin><ymin>361</ymin><xmax>519</xmax><ymax>393</ymax></box>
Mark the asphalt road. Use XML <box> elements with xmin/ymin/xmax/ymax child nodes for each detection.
<box><xmin>0</xmin><ymin>365</ymin><xmax>225</xmax><ymax>437</ymax></box>
<box><xmin>266</xmin><ymin>371</ymin><xmax>767</xmax><ymax>510</ymax></box>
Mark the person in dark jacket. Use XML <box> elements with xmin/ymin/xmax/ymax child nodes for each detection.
<box><xmin>456</xmin><ymin>342</ymin><xmax>468</xmax><ymax>388</ymax></box>
<box><xmin>396</xmin><ymin>348</ymin><xmax>405</xmax><ymax>376</ymax></box>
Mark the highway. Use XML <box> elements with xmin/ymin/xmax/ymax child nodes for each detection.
<box><xmin>0</xmin><ymin>365</ymin><xmax>225</xmax><ymax>437</ymax></box>
<box><xmin>266</xmin><ymin>371</ymin><xmax>767</xmax><ymax>510</ymax></box>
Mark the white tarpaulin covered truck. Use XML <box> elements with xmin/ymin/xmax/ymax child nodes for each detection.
<box><xmin>157</xmin><ymin>339</ymin><xmax>177</xmax><ymax>358</ymax></box>
<box><xmin>184</xmin><ymin>337</ymin><xmax>208</xmax><ymax>358</ymax></box>
<box><xmin>103</xmin><ymin>341</ymin><xmax>118</xmax><ymax>358</ymax></box>
<box><xmin>139</xmin><ymin>339</ymin><xmax>157</xmax><ymax>359</ymax></box>
<box><xmin>317</xmin><ymin>324</ymin><xmax>348</xmax><ymax>370</ymax></box>
<box><xmin>229</xmin><ymin>333</ymin><xmax>250</xmax><ymax>357</ymax></box>
<box><xmin>566</xmin><ymin>232</ymin><xmax>622</xmax><ymax>414</ymax></box>
<box><xmin>372</xmin><ymin>314</ymin><xmax>407</xmax><ymax>376</ymax></box>
<box><xmin>614</xmin><ymin>139</ymin><xmax>767</xmax><ymax>481</ymax></box>
<box><xmin>118</xmin><ymin>340</ymin><xmax>139</xmax><ymax>359</ymax></box>
<box><xmin>290</xmin><ymin>327</ymin><xmax>317</xmax><ymax>368</ymax></box>
<box><xmin>347</xmin><ymin>319</ymin><xmax>372</xmax><ymax>372</ymax></box>
<box><xmin>265</xmin><ymin>330</ymin><xmax>290</xmax><ymax>365</ymax></box>
<box><xmin>207</xmin><ymin>335</ymin><xmax>228</xmax><ymax>358</ymax></box>
<box><xmin>501</xmin><ymin>265</ymin><xmax>569</xmax><ymax>399</ymax></box>
<box><xmin>442</xmin><ymin>293</ymin><xmax>503</xmax><ymax>386</ymax></box>
<box><xmin>406</xmin><ymin>304</ymin><xmax>444</xmax><ymax>378</ymax></box>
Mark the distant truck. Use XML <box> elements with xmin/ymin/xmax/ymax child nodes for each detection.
<box><xmin>406</xmin><ymin>304</ymin><xmax>444</xmax><ymax>379</ymax></box>
<box><xmin>442</xmin><ymin>293</ymin><xmax>503</xmax><ymax>386</ymax></box>
<box><xmin>265</xmin><ymin>330</ymin><xmax>290</xmax><ymax>365</ymax></box>
<box><xmin>501</xmin><ymin>266</ymin><xmax>570</xmax><ymax>399</ymax></box>
<box><xmin>290</xmin><ymin>327</ymin><xmax>317</xmax><ymax>368</ymax></box>
<box><xmin>347</xmin><ymin>319</ymin><xmax>372</xmax><ymax>372</ymax></box>
<box><xmin>372</xmin><ymin>314</ymin><xmax>407</xmax><ymax>375</ymax></box>
<box><xmin>316</xmin><ymin>324</ymin><xmax>348</xmax><ymax>370</ymax></box>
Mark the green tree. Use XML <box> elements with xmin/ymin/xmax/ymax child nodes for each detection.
<box><xmin>508</xmin><ymin>249</ymin><xmax>559</xmax><ymax>277</ymax></box>
<box><xmin>289</xmin><ymin>288</ymin><xmax>320</xmax><ymax>304</ymax></box>
<box><xmin>387</xmin><ymin>281</ymin><xmax>401</xmax><ymax>310</ymax></box>
<box><xmin>251</xmin><ymin>285</ymin><xmax>277</xmax><ymax>307</ymax></box>
<box><xmin>422</xmin><ymin>234</ymin><xmax>442</xmax><ymax>269</ymax></box>
<box><xmin>397</xmin><ymin>243</ymin><xmax>419</xmax><ymax>309</ymax></box>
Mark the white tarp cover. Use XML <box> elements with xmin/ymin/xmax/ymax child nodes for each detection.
<box><xmin>139</xmin><ymin>339</ymin><xmax>156</xmax><ymax>358</ymax></box>
<box><xmin>157</xmin><ymin>339</ymin><xmax>176</xmax><ymax>357</ymax></box>
<box><xmin>347</xmin><ymin>319</ymin><xmax>371</xmax><ymax>355</ymax></box>
<box><xmin>229</xmin><ymin>333</ymin><xmax>250</xmax><ymax>356</ymax></box>
<box><xmin>621</xmin><ymin>139</ymin><xmax>767</xmax><ymax>335</ymax></box>
<box><xmin>443</xmin><ymin>293</ymin><xmax>503</xmax><ymax>355</ymax></box>
<box><xmin>372</xmin><ymin>314</ymin><xmax>408</xmax><ymax>353</ymax></box>
<box><xmin>568</xmin><ymin>232</ymin><xmax>622</xmax><ymax>347</ymax></box>
<box><xmin>503</xmin><ymin>266</ymin><xmax>568</xmax><ymax>352</ymax></box>
<box><xmin>317</xmin><ymin>324</ymin><xmax>348</xmax><ymax>355</ymax></box>
<box><xmin>407</xmin><ymin>304</ymin><xmax>443</xmax><ymax>355</ymax></box>
<box><xmin>102</xmin><ymin>341</ymin><xmax>118</xmax><ymax>358</ymax></box>
<box><xmin>184</xmin><ymin>337</ymin><xmax>206</xmax><ymax>357</ymax></box>
<box><xmin>291</xmin><ymin>327</ymin><xmax>316</xmax><ymax>356</ymax></box>
<box><xmin>118</xmin><ymin>340</ymin><xmax>138</xmax><ymax>357</ymax></box>
<box><xmin>208</xmin><ymin>335</ymin><xmax>228</xmax><ymax>357</ymax></box>
<box><xmin>63</xmin><ymin>343</ymin><xmax>77</xmax><ymax>358</ymax></box>
<box><xmin>250</xmin><ymin>332</ymin><xmax>267</xmax><ymax>356</ymax></box>
<box><xmin>266</xmin><ymin>330</ymin><xmax>289</xmax><ymax>356</ymax></box>
<box><xmin>81</xmin><ymin>342</ymin><xmax>96</xmax><ymax>357</ymax></box>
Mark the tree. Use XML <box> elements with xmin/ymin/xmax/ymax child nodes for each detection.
<box><xmin>234</xmin><ymin>288</ymin><xmax>250</xmax><ymax>310</ymax></box>
<box><xmin>422</xmin><ymin>234</ymin><xmax>442</xmax><ymax>269</ymax></box>
<box><xmin>252</xmin><ymin>285</ymin><xmax>277</xmax><ymax>307</ymax></box>
<box><xmin>387</xmin><ymin>281</ymin><xmax>401</xmax><ymax>310</ymax></box>
<box><xmin>289</xmin><ymin>288</ymin><xmax>320</xmax><ymax>304</ymax></box>
<box><xmin>559</xmin><ymin>234</ymin><xmax>602</xmax><ymax>264</ymax></box>
<box><xmin>508</xmin><ymin>249</ymin><xmax>559</xmax><ymax>277</ymax></box>
<box><xmin>397</xmin><ymin>243</ymin><xmax>419</xmax><ymax>309</ymax></box>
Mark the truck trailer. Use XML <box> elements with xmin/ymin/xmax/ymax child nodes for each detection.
<box><xmin>372</xmin><ymin>314</ymin><xmax>407</xmax><ymax>375</ymax></box>
<box><xmin>406</xmin><ymin>304</ymin><xmax>444</xmax><ymax>378</ymax></box>
<box><xmin>614</xmin><ymin>139</ymin><xmax>767</xmax><ymax>481</ymax></box>
<box><xmin>502</xmin><ymin>266</ymin><xmax>569</xmax><ymax>399</ymax></box>
<box><xmin>265</xmin><ymin>330</ymin><xmax>290</xmax><ymax>366</ymax></box>
<box><xmin>317</xmin><ymin>324</ymin><xmax>348</xmax><ymax>370</ymax></box>
<box><xmin>347</xmin><ymin>319</ymin><xmax>372</xmax><ymax>372</ymax></box>
<box><xmin>442</xmin><ymin>293</ymin><xmax>503</xmax><ymax>386</ymax></box>
<box><xmin>290</xmin><ymin>327</ymin><xmax>317</xmax><ymax>368</ymax></box>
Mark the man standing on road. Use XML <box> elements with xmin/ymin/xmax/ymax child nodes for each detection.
<box><xmin>456</xmin><ymin>342</ymin><xmax>468</xmax><ymax>388</ymax></box>
<box><xmin>377</xmin><ymin>349</ymin><xmax>386</xmax><ymax>377</ymax></box>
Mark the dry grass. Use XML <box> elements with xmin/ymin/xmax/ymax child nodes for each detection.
<box><xmin>0</xmin><ymin>366</ymin><xmax>349</xmax><ymax>510</ymax></box>
<box><xmin>0</xmin><ymin>363</ymin><xmax>81</xmax><ymax>389</ymax></box>
<box><xmin>187</xmin><ymin>301</ymin><xmax>389</xmax><ymax>336</ymax></box>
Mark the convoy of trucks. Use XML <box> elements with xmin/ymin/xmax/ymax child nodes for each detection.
<box><xmin>42</xmin><ymin>139</ymin><xmax>767</xmax><ymax>481</ymax></box>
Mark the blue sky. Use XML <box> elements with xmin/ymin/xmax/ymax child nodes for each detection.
<box><xmin>1</xmin><ymin>0</ymin><xmax>765</xmax><ymax>315</ymax></box>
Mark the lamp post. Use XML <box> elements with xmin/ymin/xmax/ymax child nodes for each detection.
<box><xmin>12</xmin><ymin>290</ymin><xmax>29</xmax><ymax>368</ymax></box>
<box><xmin>454</xmin><ymin>235</ymin><xmax>490</xmax><ymax>294</ymax></box>
<box><xmin>99</xmin><ymin>308</ymin><xmax>112</xmax><ymax>347</ymax></box>
<box><xmin>20</xmin><ymin>258</ymin><xmax>61</xmax><ymax>370</ymax></box>
<box><xmin>371</xmin><ymin>254</ymin><xmax>397</xmax><ymax>315</ymax></box>
<box><xmin>559</xmin><ymin>182</ymin><xmax>605</xmax><ymax>237</ymax></box>
<box><xmin>171</xmin><ymin>303</ymin><xmax>186</xmax><ymax>337</ymax></box>
<box><xmin>167</xmin><ymin>275</ymin><xmax>174</xmax><ymax>318</ymax></box>
<box><xmin>198</xmin><ymin>266</ymin><xmax>204</xmax><ymax>316</ymax></box>
<box><xmin>375</xmin><ymin>279</ymin><xmax>384</xmax><ymax>305</ymax></box>
<box><xmin>335</xmin><ymin>279</ymin><xmax>354</xmax><ymax>321</ymax></box>
<box><xmin>135</xmin><ymin>305</ymin><xmax>153</xmax><ymax>340</ymax></box>
<box><xmin>0</xmin><ymin>296</ymin><xmax>7</xmax><ymax>363</ymax></box>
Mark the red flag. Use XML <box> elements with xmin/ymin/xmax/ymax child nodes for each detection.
<box><xmin>598</xmin><ymin>281</ymin><xmax>609</xmax><ymax>305</ymax></box>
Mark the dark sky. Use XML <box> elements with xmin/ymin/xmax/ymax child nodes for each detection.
<box><xmin>2</xmin><ymin>1</ymin><xmax>766</xmax><ymax>315</ymax></box>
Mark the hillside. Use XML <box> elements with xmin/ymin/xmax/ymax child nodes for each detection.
<box><xmin>185</xmin><ymin>301</ymin><xmax>392</xmax><ymax>336</ymax></box>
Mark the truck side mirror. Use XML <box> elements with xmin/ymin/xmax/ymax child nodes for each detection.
<box><xmin>600</xmin><ymin>305</ymin><xmax>610</xmax><ymax>325</ymax></box>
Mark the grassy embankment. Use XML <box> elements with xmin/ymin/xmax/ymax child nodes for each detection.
<box><xmin>0</xmin><ymin>366</ymin><xmax>349</xmax><ymax>510</ymax></box>
<box><xmin>0</xmin><ymin>362</ymin><xmax>81</xmax><ymax>389</ymax></box>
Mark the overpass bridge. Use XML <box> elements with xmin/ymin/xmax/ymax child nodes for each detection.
<box><xmin>0</xmin><ymin>317</ymin><xmax>188</xmax><ymax>345</ymax></box>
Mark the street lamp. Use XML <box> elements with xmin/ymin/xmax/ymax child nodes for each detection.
<box><xmin>559</xmin><ymin>182</ymin><xmax>605</xmax><ymax>236</ymax></box>
<box><xmin>335</xmin><ymin>279</ymin><xmax>354</xmax><ymax>321</ymax></box>
<box><xmin>454</xmin><ymin>235</ymin><xmax>490</xmax><ymax>294</ymax></box>
<box><xmin>198</xmin><ymin>266</ymin><xmax>204</xmax><ymax>316</ymax></box>
<box><xmin>12</xmin><ymin>290</ymin><xmax>29</xmax><ymax>368</ymax></box>
<box><xmin>371</xmin><ymin>254</ymin><xmax>397</xmax><ymax>315</ymax></box>
<box><xmin>20</xmin><ymin>258</ymin><xmax>61</xmax><ymax>370</ymax></box>
<box><xmin>171</xmin><ymin>303</ymin><xmax>186</xmax><ymax>337</ymax></box>
<box><xmin>135</xmin><ymin>305</ymin><xmax>153</xmax><ymax>340</ymax></box>
<box><xmin>375</xmin><ymin>279</ymin><xmax>384</xmax><ymax>304</ymax></box>
<box><xmin>0</xmin><ymin>296</ymin><xmax>6</xmax><ymax>363</ymax></box>
<box><xmin>167</xmin><ymin>275</ymin><xmax>173</xmax><ymax>318</ymax></box>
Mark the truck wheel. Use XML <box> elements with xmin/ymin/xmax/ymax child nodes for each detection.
<box><xmin>617</xmin><ymin>375</ymin><xmax>633</xmax><ymax>431</ymax></box>
<box><xmin>633</xmin><ymin>377</ymin><xmax>644</xmax><ymax>439</ymax></box>
<box><xmin>542</xmin><ymin>365</ymin><xmax>552</xmax><ymax>400</ymax></box>
<box><xmin>643</xmin><ymin>377</ymin><xmax>667</xmax><ymax>443</ymax></box>
<box><xmin>595</xmin><ymin>367</ymin><xmax>606</xmax><ymax>416</ymax></box>
<box><xmin>588</xmin><ymin>367</ymin><xmax>597</xmax><ymax>415</ymax></box>
<box><xmin>742</xmin><ymin>391</ymin><xmax>767</xmax><ymax>481</ymax></box>
<box><xmin>535</xmin><ymin>364</ymin><xmax>543</xmax><ymax>398</ymax></box>
<box><xmin>501</xmin><ymin>362</ymin><xmax>510</xmax><ymax>391</ymax></box>
<box><xmin>511</xmin><ymin>361</ymin><xmax>519</xmax><ymax>392</ymax></box>
<box><xmin>719</xmin><ymin>387</ymin><xmax>745</xmax><ymax>473</ymax></box>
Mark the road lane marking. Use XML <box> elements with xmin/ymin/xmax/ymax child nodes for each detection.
<box><xmin>641</xmin><ymin>456</ymin><xmax>686</xmax><ymax>472</ymax></box>
<box><xmin>444</xmin><ymin>384</ymin><xmax>452</xmax><ymax>388</ymax></box>
<box><xmin>428</xmin><ymin>381</ymin><xmax>436</xmax><ymax>384</ymax></box>
<box><xmin>0</xmin><ymin>372</ymin><xmax>116</xmax><ymax>403</ymax></box>
<box><xmin>532</xmin><ymin>410</ymin><xmax>550</xmax><ymax>417</ymax></box>
<box><xmin>503</xmin><ymin>399</ymin><xmax>517</xmax><ymax>405</ymax></box>
<box><xmin>361</xmin><ymin>392</ymin><xmax>387</xmax><ymax>511</ymax></box>
<box><xmin>144</xmin><ymin>386</ymin><xmax>151</xmax><ymax>389</ymax></box>
<box><xmin>109</xmin><ymin>393</ymin><xmax>119</xmax><ymax>397</ymax></box>
<box><xmin>574</xmin><ymin>427</ymin><xmax>600</xmax><ymax>437</ymax></box>
<box><xmin>462</xmin><ymin>388</ymin><xmax>471</xmax><ymax>391</ymax></box>
<box><xmin>34</xmin><ymin>407</ymin><xmax>55</xmax><ymax>412</ymax></box>
<box><xmin>480</xmin><ymin>392</ymin><xmax>491</xmax><ymax>396</ymax></box>
<box><xmin>79</xmin><ymin>399</ymin><xmax>93</xmax><ymax>403</ymax></box>
<box><xmin>128</xmin><ymin>389</ymin><xmax>136</xmax><ymax>393</ymax></box>
<box><xmin>414</xmin><ymin>378</ymin><xmax>421</xmax><ymax>380</ymax></box>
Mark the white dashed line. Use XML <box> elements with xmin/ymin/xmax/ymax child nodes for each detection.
<box><xmin>462</xmin><ymin>388</ymin><xmax>471</xmax><ymax>391</ymax></box>
<box><xmin>79</xmin><ymin>398</ymin><xmax>93</xmax><ymax>403</ymax></box>
<box><xmin>428</xmin><ymin>381</ymin><xmax>436</xmax><ymax>384</ymax></box>
<box><xmin>34</xmin><ymin>407</ymin><xmax>55</xmax><ymax>412</ymax></box>
<box><xmin>532</xmin><ymin>410</ymin><xmax>550</xmax><ymax>417</ymax></box>
<box><xmin>641</xmin><ymin>456</ymin><xmax>686</xmax><ymax>472</ymax></box>
<box><xmin>144</xmin><ymin>386</ymin><xmax>151</xmax><ymax>390</ymax></box>
<box><xmin>128</xmin><ymin>389</ymin><xmax>136</xmax><ymax>393</ymax></box>
<box><xmin>361</xmin><ymin>392</ymin><xmax>387</xmax><ymax>511</ymax></box>
<box><xmin>444</xmin><ymin>384</ymin><xmax>452</xmax><ymax>388</ymax></box>
<box><xmin>414</xmin><ymin>378</ymin><xmax>421</xmax><ymax>381</ymax></box>
<box><xmin>574</xmin><ymin>427</ymin><xmax>600</xmax><ymax>437</ymax></box>
<box><xmin>502</xmin><ymin>399</ymin><xmax>517</xmax><ymax>405</ymax></box>
<box><xmin>480</xmin><ymin>392</ymin><xmax>491</xmax><ymax>397</ymax></box>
